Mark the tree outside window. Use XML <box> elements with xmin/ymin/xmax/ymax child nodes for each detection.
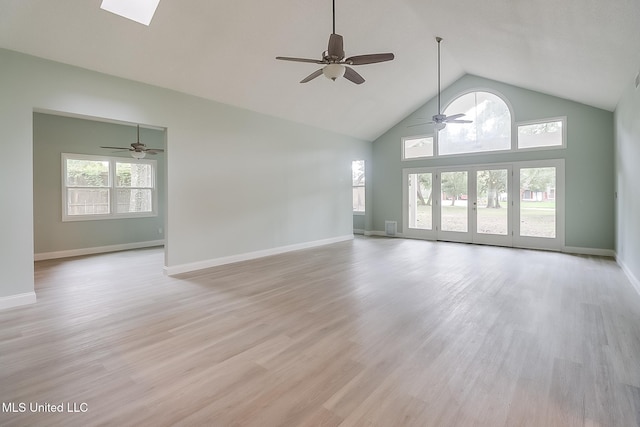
<box><xmin>352</xmin><ymin>160</ymin><xmax>365</xmax><ymax>213</ymax></box>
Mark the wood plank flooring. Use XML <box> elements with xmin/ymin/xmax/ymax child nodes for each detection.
<box><xmin>1</xmin><ymin>237</ymin><xmax>640</xmax><ymax>426</ymax></box>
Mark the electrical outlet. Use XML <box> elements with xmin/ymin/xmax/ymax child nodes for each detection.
<box><xmin>158</xmin><ymin>227</ymin><xmax>163</xmax><ymax>234</ymax></box>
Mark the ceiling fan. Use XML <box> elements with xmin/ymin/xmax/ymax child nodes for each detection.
<box><xmin>413</xmin><ymin>37</ymin><xmax>472</xmax><ymax>131</ymax></box>
<box><xmin>275</xmin><ymin>0</ymin><xmax>394</xmax><ymax>84</ymax></box>
<box><xmin>100</xmin><ymin>124</ymin><xmax>164</xmax><ymax>159</ymax></box>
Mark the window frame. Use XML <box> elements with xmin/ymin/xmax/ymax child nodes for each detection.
<box><xmin>516</xmin><ymin>116</ymin><xmax>567</xmax><ymax>152</ymax></box>
<box><xmin>401</xmin><ymin>134</ymin><xmax>435</xmax><ymax>161</ymax></box>
<box><xmin>400</xmin><ymin>90</ymin><xmax>566</xmax><ymax>160</ymax></box>
<box><xmin>62</xmin><ymin>153</ymin><xmax>158</xmax><ymax>222</ymax></box>
<box><xmin>437</xmin><ymin>89</ymin><xmax>515</xmax><ymax>157</ymax></box>
<box><xmin>352</xmin><ymin>159</ymin><xmax>366</xmax><ymax>214</ymax></box>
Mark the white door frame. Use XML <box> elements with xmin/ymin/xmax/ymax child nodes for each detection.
<box><xmin>437</xmin><ymin>167</ymin><xmax>473</xmax><ymax>243</ymax></box>
<box><xmin>402</xmin><ymin>159</ymin><xmax>565</xmax><ymax>251</ymax></box>
<box><xmin>512</xmin><ymin>159</ymin><xmax>565</xmax><ymax>251</ymax></box>
<box><xmin>402</xmin><ymin>167</ymin><xmax>437</xmax><ymax>240</ymax></box>
<box><xmin>471</xmin><ymin>164</ymin><xmax>513</xmax><ymax>247</ymax></box>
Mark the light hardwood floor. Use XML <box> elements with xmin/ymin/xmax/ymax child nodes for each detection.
<box><xmin>2</xmin><ymin>237</ymin><xmax>640</xmax><ymax>426</ymax></box>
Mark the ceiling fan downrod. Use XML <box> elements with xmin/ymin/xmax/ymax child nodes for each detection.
<box><xmin>332</xmin><ymin>0</ymin><xmax>336</xmax><ymax>34</ymax></box>
<box><xmin>436</xmin><ymin>36</ymin><xmax>442</xmax><ymax>115</ymax></box>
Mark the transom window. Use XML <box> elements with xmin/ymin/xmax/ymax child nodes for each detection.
<box><xmin>62</xmin><ymin>153</ymin><xmax>157</xmax><ymax>221</ymax></box>
<box><xmin>402</xmin><ymin>91</ymin><xmax>567</xmax><ymax>160</ymax></box>
<box><xmin>438</xmin><ymin>91</ymin><xmax>512</xmax><ymax>156</ymax></box>
<box><xmin>517</xmin><ymin>117</ymin><xmax>566</xmax><ymax>150</ymax></box>
<box><xmin>403</xmin><ymin>135</ymin><xmax>434</xmax><ymax>159</ymax></box>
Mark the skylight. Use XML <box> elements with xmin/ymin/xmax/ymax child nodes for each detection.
<box><xmin>100</xmin><ymin>0</ymin><xmax>160</xmax><ymax>26</ymax></box>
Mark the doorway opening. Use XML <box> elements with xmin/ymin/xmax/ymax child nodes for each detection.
<box><xmin>32</xmin><ymin>111</ymin><xmax>168</xmax><ymax>264</ymax></box>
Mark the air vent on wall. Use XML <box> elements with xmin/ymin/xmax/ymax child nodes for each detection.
<box><xmin>635</xmin><ymin>72</ymin><xmax>640</xmax><ymax>90</ymax></box>
<box><xmin>385</xmin><ymin>221</ymin><xmax>397</xmax><ymax>237</ymax></box>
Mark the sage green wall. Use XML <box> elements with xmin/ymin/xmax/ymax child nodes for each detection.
<box><xmin>0</xmin><ymin>48</ymin><xmax>369</xmax><ymax>301</ymax></box>
<box><xmin>614</xmin><ymin>78</ymin><xmax>640</xmax><ymax>285</ymax></box>
<box><xmin>33</xmin><ymin>113</ymin><xmax>166</xmax><ymax>254</ymax></box>
<box><xmin>353</xmin><ymin>215</ymin><xmax>365</xmax><ymax>231</ymax></box>
<box><xmin>371</xmin><ymin>74</ymin><xmax>615</xmax><ymax>251</ymax></box>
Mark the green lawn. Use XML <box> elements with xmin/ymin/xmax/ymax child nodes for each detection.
<box><xmin>521</xmin><ymin>200</ymin><xmax>556</xmax><ymax>209</ymax></box>
<box><xmin>413</xmin><ymin>200</ymin><xmax>556</xmax><ymax>237</ymax></box>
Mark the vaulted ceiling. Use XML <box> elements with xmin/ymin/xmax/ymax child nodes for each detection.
<box><xmin>1</xmin><ymin>0</ymin><xmax>639</xmax><ymax>141</ymax></box>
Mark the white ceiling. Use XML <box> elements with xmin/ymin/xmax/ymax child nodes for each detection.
<box><xmin>1</xmin><ymin>0</ymin><xmax>639</xmax><ymax>141</ymax></box>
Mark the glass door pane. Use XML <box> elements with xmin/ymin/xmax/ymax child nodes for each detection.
<box><xmin>404</xmin><ymin>161</ymin><xmax>562</xmax><ymax>249</ymax></box>
<box><xmin>440</xmin><ymin>171</ymin><xmax>468</xmax><ymax>233</ymax></box>
<box><xmin>476</xmin><ymin>169</ymin><xmax>509</xmax><ymax>235</ymax></box>
<box><xmin>407</xmin><ymin>173</ymin><xmax>433</xmax><ymax>230</ymax></box>
<box><xmin>519</xmin><ymin>167</ymin><xmax>556</xmax><ymax>238</ymax></box>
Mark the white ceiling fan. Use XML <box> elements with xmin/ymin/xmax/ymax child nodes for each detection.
<box><xmin>413</xmin><ymin>37</ymin><xmax>472</xmax><ymax>131</ymax></box>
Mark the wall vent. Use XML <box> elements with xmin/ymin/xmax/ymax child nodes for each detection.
<box><xmin>636</xmin><ymin>72</ymin><xmax>640</xmax><ymax>90</ymax></box>
<box><xmin>385</xmin><ymin>220</ymin><xmax>397</xmax><ymax>237</ymax></box>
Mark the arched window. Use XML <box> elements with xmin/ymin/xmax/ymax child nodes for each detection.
<box><xmin>438</xmin><ymin>91</ymin><xmax>512</xmax><ymax>156</ymax></box>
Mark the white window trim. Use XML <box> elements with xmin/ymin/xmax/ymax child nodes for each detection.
<box><xmin>352</xmin><ymin>160</ymin><xmax>366</xmax><ymax>214</ymax></box>
<box><xmin>437</xmin><ymin>88</ymin><xmax>515</xmax><ymax>157</ymax></box>
<box><xmin>401</xmin><ymin>134</ymin><xmax>435</xmax><ymax>161</ymax></box>
<box><xmin>400</xmin><ymin>89</ymin><xmax>567</xmax><ymax>160</ymax></box>
<box><xmin>62</xmin><ymin>153</ymin><xmax>158</xmax><ymax>222</ymax></box>
<box><xmin>516</xmin><ymin>116</ymin><xmax>567</xmax><ymax>152</ymax></box>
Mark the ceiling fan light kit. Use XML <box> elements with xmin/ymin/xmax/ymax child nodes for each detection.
<box><xmin>100</xmin><ymin>124</ymin><xmax>164</xmax><ymax>158</ymax></box>
<box><xmin>323</xmin><ymin>63</ymin><xmax>346</xmax><ymax>81</ymax></box>
<box><xmin>276</xmin><ymin>0</ymin><xmax>394</xmax><ymax>85</ymax></box>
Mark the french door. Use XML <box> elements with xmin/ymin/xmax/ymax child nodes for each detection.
<box><xmin>403</xmin><ymin>160</ymin><xmax>564</xmax><ymax>250</ymax></box>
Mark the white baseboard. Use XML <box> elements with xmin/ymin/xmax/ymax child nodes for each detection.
<box><xmin>34</xmin><ymin>240</ymin><xmax>165</xmax><ymax>261</ymax></box>
<box><xmin>361</xmin><ymin>235</ymin><xmax>614</xmax><ymax>257</ymax></box>
<box><xmin>164</xmin><ymin>235</ymin><xmax>354</xmax><ymax>276</ymax></box>
<box><xmin>364</xmin><ymin>230</ymin><xmax>404</xmax><ymax>237</ymax></box>
<box><xmin>562</xmin><ymin>246</ymin><xmax>616</xmax><ymax>257</ymax></box>
<box><xmin>0</xmin><ymin>292</ymin><xmax>36</xmax><ymax>310</ymax></box>
<box><xmin>618</xmin><ymin>258</ymin><xmax>640</xmax><ymax>296</ymax></box>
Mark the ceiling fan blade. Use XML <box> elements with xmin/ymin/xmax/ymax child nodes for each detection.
<box><xmin>328</xmin><ymin>33</ymin><xmax>344</xmax><ymax>60</ymax></box>
<box><xmin>300</xmin><ymin>69</ymin><xmax>324</xmax><ymax>83</ymax></box>
<box><xmin>345</xmin><ymin>53</ymin><xmax>395</xmax><ymax>65</ymax></box>
<box><xmin>343</xmin><ymin>66</ymin><xmax>365</xmax><ymax>84</ymax></box>
<box><xmin>444</xmin><ymin>113</ymin><xmax>466</xmax><ymax>121</ymax></box>
<box><xmin>144</xmin><ymin>148</ymin><xmax>165</xmax><ymax>153</ymax></box>
<box><xmin>448</xmin><ymin>120</ymin><xmax>473</xmax><ymax>124</ymax></box>
<box><xmin>101</xmin><ymin>146</ymin><xmax>131</xmax><ymax>150</ymax></box>
<box><xmin>276</xmin><ymin>56</ymin><xmax>325</xmax><ymax>64</ymax></box>
<box><xmin>407</xmin><ymin>121</ymin><xmax>434</xmax><ymax>128</ymax></box>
